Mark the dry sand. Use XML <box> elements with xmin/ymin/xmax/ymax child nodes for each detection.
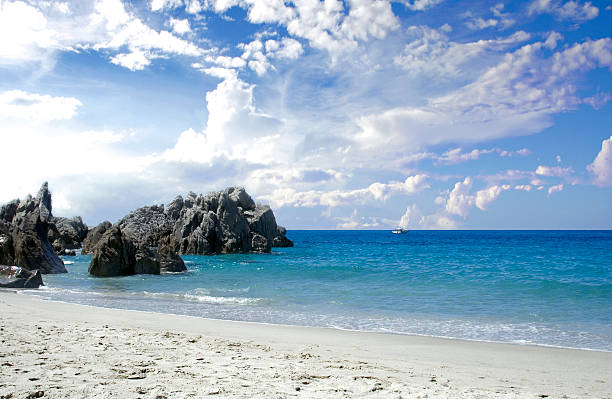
<box><xmin>1</xmin><ymin>290</ymin><xmax>611</xmax><ymax>399</ymax></box>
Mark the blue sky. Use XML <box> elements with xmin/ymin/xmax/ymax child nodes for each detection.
<box><xmin>1</xmin><ymin>0</ymin><xmax>611</xmax><ymax>229</ymax></box>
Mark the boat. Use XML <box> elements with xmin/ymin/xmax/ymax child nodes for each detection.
<box><xmin>391</xmin><ymin>228</ymin><xmax>408</xmax><ymax>234</ymax></box>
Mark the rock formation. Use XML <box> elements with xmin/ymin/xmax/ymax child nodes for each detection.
<box><xmin>0</xmin><ymin>265</ymin><xmax>43</xmax><ymax>289</ymax></box>
<box><xmin>81</xmin><ymin>221</ymin><xmax>112</xmax><ymax>254</ymax></box>
<box><xmin>166</xmin><ymin>187</ymin><xmax>292</xmax><ymax>255</ymax></box>
<box><xmin>88</xmin><ymin>187</ymin><xmax>292</xmax><ymax>277</ymax></box>
<box><xmin>0</xmin><ymin>183</ymin><xmax>67</xmax><ymax>274</ymax></box>
<box><xmin>88</xmin><ymin>224</ymin><xmax>187</xmax><ymax>277</ymax></box>
<box><xmin>48</xmin><ymin>216</ymin><xmax>88</xmax><ymax>254</ymax></box>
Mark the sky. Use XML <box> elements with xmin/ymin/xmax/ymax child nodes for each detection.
<box><xmin>1</xmin><ymin>0</ymin><xmax>611</xmax><ymax>230</ymax></box>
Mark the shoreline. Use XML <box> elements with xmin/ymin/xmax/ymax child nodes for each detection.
<box><xmin>2</xmin><ymin>290</ymin><xmax>611</xmax><ymax>398</ymax></box>
<box><xmin>12</xmin><ymin>288</ymin><xmax>612</xmax><ymax>354</ymax></box>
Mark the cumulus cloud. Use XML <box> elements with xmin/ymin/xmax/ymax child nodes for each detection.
<box><xmin>160</xmin><ymin>72</ymin><xmax>297</xmax><ymax>168</ymax></box>
<box><xmin>264</xmin><ymin>175</ymin><xmax>429</xmax><ymax>208</ymax></box>
<box><xmin>475</xmin><ymin>185</ymin><xmax>506</xmax><ymax>210</ymax></box>
<box><xmin>535</xmin><ymin>165</ymin><xmax>574</xmax><ymax>176</ymax></box>
<box><xmin>0</xmin><ymin>1</ymin><xmax>59</xmax><ymax>64</ymax></box>
<box><xmin>335</xmin><ymin>209</ymin><xmax>394</xmax><ymax>229</ymax></box>
<box><xmin>445</xmin><ymin>177</ymin><xmax>510</xmax><ymax>217</ymax></box>
<box><xmin>0</xmin><ymin>0</ymin><xmax>204</xmax><ymax>70</ymax></box>
<box><xmin>401</xmin><ymin>0</ymin><xmax>444</xmax><ymax>11</ymax></box>
<box><xmin>179</xmin><ymin>0</ymin><xmax>399</xmax><ymax>59</ymax></box>
<box><xmin>445</xmin><ymin>177</ymin><xmax>475</xmax><ymax>218</ymax></box>
<box><xmin>0</xmin><ymin>90</ymin><xmax>82</xmax><ymax>122</ymax></box>
<box><xmin>169</xmin><ymin>17</ymin><xmax>191</xmax><ymax>35</ymax></box>
<box><xmin>587</xmin><ymin>136</ymin><xmax>612</xmax><ymax>186</ymax></box>
<box><xmin>528</xmin><ymin>0</ymin><xmax>599</xmax><ymax>22</ymax></box>
<box><xmin>547</xmin><ymin>183</ymin><xmax>564</xmax><ymax>195</ymax></box>
<box><xmin>398</xmin><ymin>204</ymin><xmax>458</xmax><ymax>230</ymax></box>
<box><xmin>464</xmin><ymin>4</ymin><xmax>515</xmax><ymax>30</ymax></box>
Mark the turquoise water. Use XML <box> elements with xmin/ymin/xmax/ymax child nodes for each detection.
<box><xmin>26</xmin><ymin>230</ymin><xmax>612</xmax><ymax>351</ymax></box>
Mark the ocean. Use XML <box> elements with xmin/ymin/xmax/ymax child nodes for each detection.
<box><xmin>24</xmin><ymin>230</ymin><xmax>612</xmax><ymax>351</ymax></box>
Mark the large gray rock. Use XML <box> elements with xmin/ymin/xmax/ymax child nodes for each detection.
<box><xmin>0</xmin><ymin>183</ymin><xmax>67</xmax><ymax>274</ymax></box>
<box><xmin>88</xmin><ymin>226</ymin><xmax>136</xmax><ymax>277</ymax></box>
<box><xmin>88</xmin><ymin>225</ymin><xmax>187</xmax><ymax>277</ymax></box>
<box><xmin>0</xmin><ymin>265</ymin><xmax>44</xmax><ymax>288</ymax></box>
<box><xmin>48</xmin><ymin>216</ymin><xmax>88</xmax><ymax>254</ymax></box>
<box><xmin>82</xmin><ymin>221</ymin><xmax>112</xmax><ymax>254</ymax></box>
<box><xmin>168</xmin><ymin>186</ymin><xmax>292</xmax><ymax>255</ymax></box>
<box><xmin>86</xmin><ymin>186</ymin><xmax>291</xmax><ymax>277</ymax></box>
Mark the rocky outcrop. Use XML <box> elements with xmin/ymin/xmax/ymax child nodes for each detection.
<box><xmin>273</xmin><ymin>226</ymin><xmax>294</xmax><ymax>247</ymax></box>
<box><xmin>0</xmin><ymin>183</ymin><xmax>67</xmax><ymax>274</ymax></box>
<box><xmin>81</xmin><ymin>221</ymin><xmax>112</xmax><ymax>254</ymax></box>
<box><xmin>88</xmin><ymin>226</ymin><xmax>135</xmax><ymax>277</ymax></box>
<box><xmin>0</xmin><ymin>265</ymin><xmax>44</xmax><ymax>288</ymax></box>
<box><xmin>168</xmin><ymin>187</ymin><xmax>292</xmax><ymax>255</ymax></box>
<box><xmin>48</xmin><ymin>216</ymin><xmax>88</xmax><ymax>254</ymax></box>
<box><xmin>88</xmin><ymin>225</ymin><xmax>187</xmax><ymax>277</ymax></box>
<box><xmin>87</xmin><ymin>187</ymin><xmax>290</xmax><ymax>277</ymax></box>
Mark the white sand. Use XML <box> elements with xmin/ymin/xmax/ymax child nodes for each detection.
<box><xmin>1</xmin><ymin>291</ymin><xmax>611</xmax><ymax>398</ymax></box>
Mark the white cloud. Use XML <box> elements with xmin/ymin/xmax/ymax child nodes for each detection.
<box><xmin>110</xmin><ymin>49</ymin><xmax>152</xmax><ymax>71</ymax></box>
<box><xmin>265</xmin><ymin>37</ymin><xmax>303</xmax><ymax>60</ymax></box>
<box><xmin>445</xmin><ymin>177</ymin><xmax>510</xmax><ymax>217</ymax></box>
<box><xmin>535</xmin><ymin>165</ymin><xmax>574</xmax><ymax>176</ymax></box>
<box><xmin>587</xmin><ymin>136</ymin><xmax>612</xmax><ymax>186</ymax></box>
<box><xmin>335</xmin><ymin>209</ymin><xmax>393</xmax><ymax>229</ymax></box>
<box><xmin>515</xmin><ymin>184</ymin><xmax>533</xmax><ymax>191</ymax></box>
<box><xmin>445</xmin><ymin>177</ymin><xmax>475</xmax><ymax>218</ymax></box>
<box><xmin>150</xmin><ymin>0</ymin><xmax>184</xmax><ymax>11</ymax></box>
<box><xmin>264</xmin><ymin>175</ymin><xmax>429</xmax><ymax>208</ymax></box>
<box><xmin>404</xmin><ymin>147</ymin><xmax>530</xmax><ymax>165</ymax></box>
<box><xmin>0</xmin><ymin>90</ymin><xmax>82</xmax><ymax>122</ymax></box>
<box><xmin>398</xmin><ymin>204</ymin><xmax>457</xmax><ymax>229</ymax></box>
<box><xmin>401</xmin><ymin>0</ymin><xmax>444</xmax><ymax>11</ymax></box>
<box><xmin>475</xmin><ymin>185</ymin><xmax>505</xmax><ymax>210</ymax></box>
<box><xmin>359</xmin><ymin>37</ymin><xmax>612</xmax><ymax>152</ymax></box>
<box><xmin>0</xmin><ymin>0</ymin><xmax>204</xmax><ymax>70</ymax></box>
<box><xmin>394</xmin><ymin>26</ymin><xmax>529</xmax><ymax>77</ymax></box>
<box><xmin>199</xmin><ymin>0</ymin><xmax>398</xmax><ymax>59</ymax></box>
<box><xmin>528</xmin><ymin>0</ymin><xmax>599</xmax><ymax>22</ymax></box>
<box><xmin>169</xmin><ymin>17</ymin><xmax>191</xmax><ymax>35</ymax></box>
<box><xmin>0</xmin><ymin>1</ymin><xmax>58</xmax><ymax>63</ymax></box>
<box><xmin>464</xmin><ymin>3</ymin><xmax>515</xmax><ymax>30</ymax></box>
<box><xmin>548</xmin><ymin>183</ymin><xmax>564</xmax><ymax>195</ymax></box>
<box><xmin>161</xmin><ymin>73</ymin><xmax>288</xmax><ymax>164</ymax></box>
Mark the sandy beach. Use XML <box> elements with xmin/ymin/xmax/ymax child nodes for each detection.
<box><xmin>1</xmin><ymin>291</ymin><xmax>610</xmax><ymax>399</ymax></box>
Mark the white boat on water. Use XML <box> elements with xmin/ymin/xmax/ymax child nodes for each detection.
<box><xmin>392</xmin><ymin>228</ymin><xmax>408</xmax><ymax>234</ymax></box>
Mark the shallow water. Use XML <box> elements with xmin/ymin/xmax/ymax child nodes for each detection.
<box><xmin>27</xmin><ymin>230</ymin><xmax>612</xmax><ymax>351</ymax></box>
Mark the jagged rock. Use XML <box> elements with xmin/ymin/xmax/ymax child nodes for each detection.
<box><xmin>168</xmin><ymin>186</ymin><xmax>292</xmax><ymax>255</ymax></box>
<box><xmin>0</xmin><ymin>265</ymin><xmax>44</xmax><ymax>288</ymax></box>
<box><xmin>82</xmin><ymin>221</ymin><xmax>112</xmax><ymax>254</ymax></box>
<box><xmin>86</xmin><ymin>186</ymin><xmax>291</xmax><ymax>276</ymax></box>
<box><xmin>165</xmin><ymin>196</ymin><xmax>184</xmax><ymax>222</ymax></box>
<box><xmin>88</xmin><ymin>226</ymin><xmax>136</xmax><ymax>277</ymax></box>
<box><xmin>273</xmin><ymin>226</ymin><xmax>294</xmax><ymax>247</ymax></box>
<box><xmin>118</xmin><ymin>205</ymin><xmax>170</xmax><ymax>239</ymax></box>
<box><xmin>0</xmin><ymin>199</ymin><xmax>19</xmax><ymax>223</ymax></box>
<box><xmin>0</xmin><ymin>222</ymin><xmax>15</xmax><ymax>265</ymax></box>
<box><xmin>48</xmin><ymin>216</ymin><xmax>88</xmax><ymax>253</ymax></box>
<box><xmin>88</xmin><ymin>225</ymin><xmax>186</xmax><ymax>277</ymax></box>
<box><xmin>0</xmin><ymin>183</ymin><xmax>66</xmax><ymax>274</ymax></box>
